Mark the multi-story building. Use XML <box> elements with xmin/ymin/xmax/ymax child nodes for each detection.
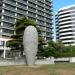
<box><xmin>0</xmin><ymin>0</ymin><xmax>53</xmax><ymax>58</ymax></box>
<box><xmin>56</xmin><ymin>5</ymin><xmax>75</xmax><ymax>46</ymax></box>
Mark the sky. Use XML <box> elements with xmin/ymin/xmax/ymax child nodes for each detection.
<box><xmin>53</xmin><ymin>0</ymin><xmax>75</xmax><ymax>13</ymax></box>
<box><xmin>53</xmin><ymin>0</ymin><xmax>75</xmax><ymax>41</ymax></box>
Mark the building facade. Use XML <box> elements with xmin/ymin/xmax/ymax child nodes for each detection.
<box><xmin>0</xmin><ymin>0</ymin><xmax>53</xmax><ymax>40</ymax></box>
<box><xmin>0</xmin><ymin>0</ymin><xmax>53</xmax><ymax>58</ymax></box>
<box><xmin>56</xmin><ymin>5</ymin><xmax>75</xmax><ymax>46</ymax></box>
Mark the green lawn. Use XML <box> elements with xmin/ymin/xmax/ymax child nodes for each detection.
<box><xmin>0</xmin><ymin>63</ymin><xmax>75</xmax><ymax>75</ymax></box>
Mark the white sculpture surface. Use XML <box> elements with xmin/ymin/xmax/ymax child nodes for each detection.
<box><xmin>23</xmin><ymin>26</ymin><xmax>38</xmax><ymax>65</ymax></box>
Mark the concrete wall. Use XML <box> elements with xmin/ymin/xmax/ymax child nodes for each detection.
<box><xmin>0</xmin><ymin>57</ymin><xmax>75</xmax><ymax>66</ymax></box>
<box><xmin>54</xmin><ymin>57</ymin><xmax>75</xmax><ymax>63</ymax></box>
<box><xmin>35</xmin><ymin>57</ymin><xmax>54</xmax><ymax>65</ymax></box>
<box><xmin>0</xmin><ymin>58</ymin><xmax>26</xmax><ymax>66</ymax></box>
<box><xmin>0</xmin><ymin>57</ymin><xmax>55</xmax><ymax>66</ymax></box>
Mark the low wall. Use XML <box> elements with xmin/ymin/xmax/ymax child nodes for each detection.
<box><xmin>55</xmin><ymin>57</ymin><xmax>70</xmax><ymax>61</ymax></box>
<box><xmin>69</xmin><ymin>57</ymin><xmax>75</xmax><ymax>63</ymax></box>
<box><xmin>0</xmin><ymin>57</ymin><xmax>75</xmax><ymax>66</ymax></box>
<box><xmin>54</xmin><ymin>57</ymin><xmax>75</xmax><ymax>63</ymax></box>
<box><xmin>0</xmin><ymin>58</ymin><xmax>26</xmax><ymax>66</ymax></box>
<box><xmin>0</xmin><ymin>57</ymin><xmax>55</xmax><ymax>66</ymax></box>
<box><xmin>35</xmin><ymin>57</ymin><xmax>54</xmax><ymax>64</ymax></box>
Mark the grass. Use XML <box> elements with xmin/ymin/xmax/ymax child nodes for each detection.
<box><xmin>0</xmin><ymin>63</ymin><xmax>75</xmax><ymax>75</ymax></box>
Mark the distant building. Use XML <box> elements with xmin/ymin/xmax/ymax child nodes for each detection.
<box><xmin>0</xmin><ymin>0</ymin><xmax>53</xmax><ymax>58</ymax></box>
<box><xmin>56</xmin><ymin>5</ymin><xmax>75</xmax><ymax>46</ymax></box>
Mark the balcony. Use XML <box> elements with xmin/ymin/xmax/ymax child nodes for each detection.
<box><xmin>28</xmin><ymin>9</ymin><xmax>36</xmax><ymax>14</ymax></box>
<box><xmin>17</xmin><ymin>5</ymin><xmax>27</xmax><ymax>10</ymax></box>
<box><xmin>3</xmin><ymin>1</ymin><xmax>16</xmax><ymax>7</ymax></box>
<box><xmin>0</xmin><ymin>0</ymin><xmax>2</xmax><ymax>5</ymax></box>
<box><xmin>17</xmin><ymin>9</ymin><xmax>26</xmax><ymax>15</ymax></box>
<box><xmin>28</xmin><ymin>3</ymin><xmax>36</xmax><ymax>9</ymax></box>
<box><xmin>3</xmin><ymin>11</ymin><xmax>15</xmax><ymax>18</ymax></box>
<box><xmin>37</xmin><ymin>17</ymin><xmax>45</xmax><ymax>22</ymax></box>
<box><xmin>1</xmin><ymin>19</ymin><xmax>15</xmax><ymax>24</ymax></box>
<box><xmin>16</xmin><ymin>0</ymin><xmax>27</xmax><ymax>5</ymax></box>
<box><xmin>27</xmin><ymin>14</ymin><xmax>36</xmax><ymax>19</ymax></box>
<box><xmin>0</xmin><ymin>32</ymin><xmax>13</xmax><ymax>37</ymax></box>
<box><xmin>36</xmin><ymin>7</ymin><xmax>44</xmax><ymax>12</ymax></box>
<box><xmin>28</xmin><ymin>0</ymin><xmax>36</xmax><ymax>4</ymax></box>
<box><xmin>37</xmin><ymin>2</ymin><xmax>44</xmax><ymax>7</ymax></box>
<box><xmin>37</xmin><ymin>0</ymin><xmax>45</xmax><ymax>3</ymax></box>
<box><xmin>0</xmin><ymin>25</ymin><xmax>14</xmax><ymax>30</ymax></box>
<box><xmin>3</xmin><ymin>6</ymin><xmax>16</xmax><ymax>13</ymax></box>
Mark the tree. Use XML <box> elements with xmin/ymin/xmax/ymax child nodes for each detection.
<box><xmin>62</xmin><ymin>45</ymin><xmax>75</xmax><ymax>57</ymax></box>
<box><xmin>40</xmin><ymin>41</ymin><xmax>66</xmax><ymax>58</ymax></box>
<box><xmin>7</xmin><ymin>17</ymin><xmax>44</xmax><ymax>57</ymax></box>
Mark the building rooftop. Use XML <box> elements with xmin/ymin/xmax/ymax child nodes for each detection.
<box><xmin>58</xmin><ymin>4</ymin><xmax>75</xmax><ymax>11</ymax></box>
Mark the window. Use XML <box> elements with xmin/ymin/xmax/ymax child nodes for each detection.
<box><xmin>4</xmin><ymin>16</ymin><xmax>15</xmax><ymax>22</ymax></box>
<box><xmin>3</xmin><ymin>29</ymin><xmax>14</xmax><ymax>34</ymax></box>
<box><xmin>5</xmin><ymin>4</ymin><xmax>15</xmax><ymax>10</ymax></box>
<box><xmin>5</xmin><ymin>10</ymin><xmax>15</xmax><ymax>17</ymax></box>
<box><xmin>17</xmin><ymin>8</ymin><xmax>26</xmax><ymax>15</ymax></box>
<box><xmin>0</xmin><ymin>41</ymin><xmax>5</xmax><ymax>46</ymax></box>
<box><xmin>23</xmin><ymin>0</ymin><xmax>27</xmax><ymax>1</ymax></box>
<box><xmin>3</xmin><ymin>22</ymin><xmax>14</xmax><ymax>28</ymax></box>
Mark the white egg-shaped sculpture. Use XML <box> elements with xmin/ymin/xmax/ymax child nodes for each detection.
<box><xmin>23</xmin><ymin>26</ymin><xmax>38</xmax><ymax>65</ymax></box>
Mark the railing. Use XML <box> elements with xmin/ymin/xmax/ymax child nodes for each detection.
<box><xmin>4</xmin><ymin>1</ymin><xmax>16</xmax><ymax>6</ymax></box>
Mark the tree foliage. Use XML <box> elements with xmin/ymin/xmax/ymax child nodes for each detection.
<box><xmin>7</xmin><ymin>17</ymin><xmax>75</xmax><ymax>58</ymax></box>
<box><xmin>39</xmin><ymin>41</ymin><xmax>75</xmax><ymax>58</ymax></box>
<box><xmin>7</xmin><ymin>17</ymin><xmax>44</xmax><ymax>57</ymax></box>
